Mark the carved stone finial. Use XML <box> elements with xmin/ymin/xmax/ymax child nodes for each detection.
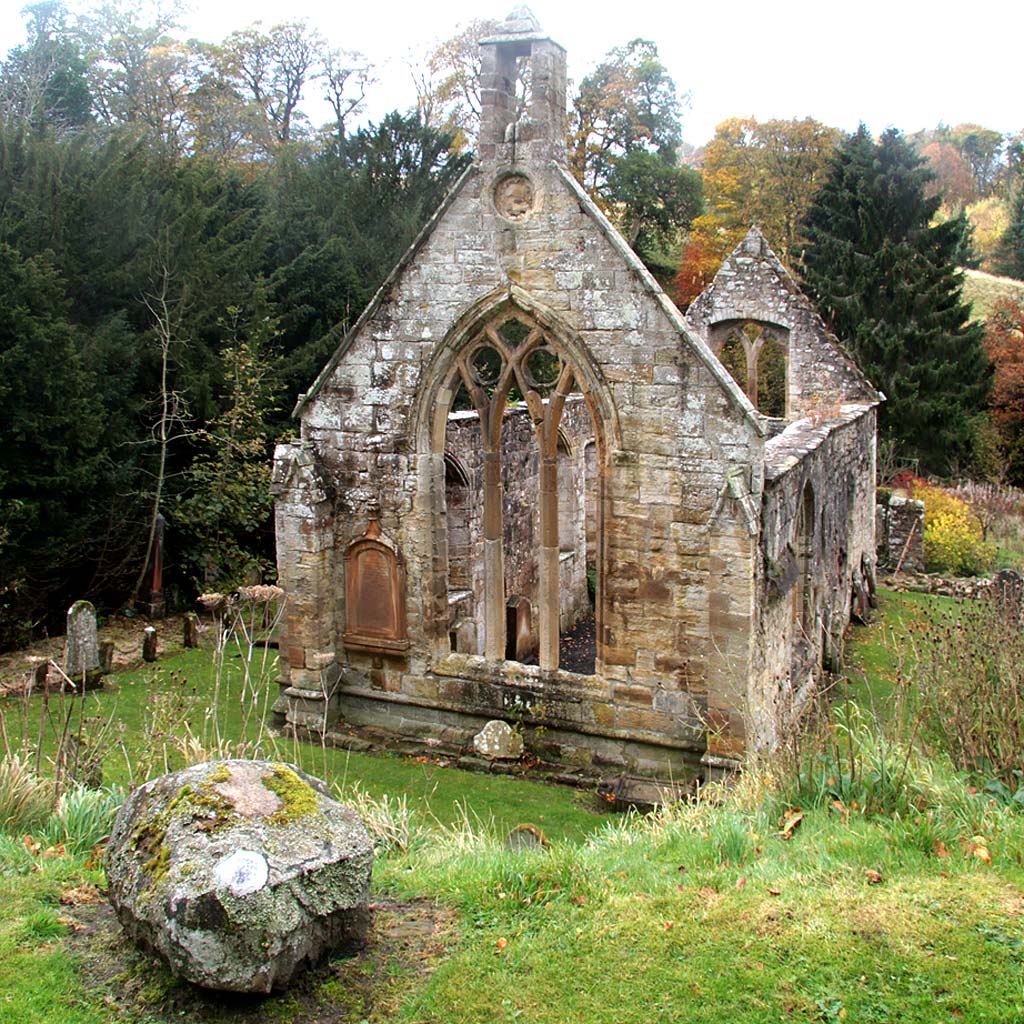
<box><xmin>364</xmin><ymin>501</ymin><xmax>382</xmax><ymax>540</ymax></box>
<box><xmin>504</xmin><ymin>6</ymin><xmax>542</xmax><ymax>33</ymax></box>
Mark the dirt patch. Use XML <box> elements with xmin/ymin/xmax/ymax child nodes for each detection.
<box><xmin>67</xmin><ymin>894</ymin><xmax>456</xmax><ymax>1024</ymax></box>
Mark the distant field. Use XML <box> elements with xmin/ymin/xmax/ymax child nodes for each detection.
<box><xmin>962</xmin><ymin>268</ymin><xmax>1024</xmax><ymax>320</ymax></box>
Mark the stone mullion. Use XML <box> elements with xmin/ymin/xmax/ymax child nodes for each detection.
<box><xmin>534</xmin><ymin>363</ymin><xmax>574</xmax><ymax>673</ymax></box>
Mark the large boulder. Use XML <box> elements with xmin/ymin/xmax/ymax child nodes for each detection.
<box><xmin>105</xmin><ymin>759</ymin><xmax>373</xmax><ymax>993</ymax></box>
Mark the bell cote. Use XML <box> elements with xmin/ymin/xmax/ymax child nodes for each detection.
<box><xmin>478</xmin><ymin>7</ymin><xmax>567</xmax><ymax>166</ymax></box>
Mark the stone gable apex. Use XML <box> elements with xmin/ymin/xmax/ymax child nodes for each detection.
<box><xmin>685</xmin><ymin>225</ymin><xmax>882</xmax><ymax>411</ymax></box>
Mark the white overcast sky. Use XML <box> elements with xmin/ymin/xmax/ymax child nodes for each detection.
<box><xmin>1</xmin><ymin>0</ymin><xmax>1021</xmax><ymax>146</ymax></box>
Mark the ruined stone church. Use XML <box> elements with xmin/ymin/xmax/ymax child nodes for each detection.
<box><xmin>271</xmin><ymin>10</ymin><xmax>881</xmax><ymax>785</ymax></box>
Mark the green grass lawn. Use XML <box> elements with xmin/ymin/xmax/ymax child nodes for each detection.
<box><xmin>1</xmin><ymin>644</ymin><xmax>603</xmax><ymax>844</ymax></box>
<box><xmin>840</xmin><ymin>587</ymin><xmax>956</xmax><ymax>708</ymax></box>
<box><xmin>2</xmin><ymin>592</ymin><xmax>1024</xmax><ymax>1023</ymax></box>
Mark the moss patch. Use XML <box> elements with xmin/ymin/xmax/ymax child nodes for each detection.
<box><xmin>262</xmin><ymin>766</ymin><xmax>320</xmax><ymax>827</ymax></box>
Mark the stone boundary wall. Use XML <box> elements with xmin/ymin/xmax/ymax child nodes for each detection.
<box><xmin>875</xmin><ymin>495</ymin><xmax>925</xmax><ymax>573</ymax></box>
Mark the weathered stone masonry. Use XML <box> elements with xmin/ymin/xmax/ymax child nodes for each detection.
<box><xmin>271</xmin><ymin>10</ymin><xmax>882</xmax><ymax>783</ymax></box>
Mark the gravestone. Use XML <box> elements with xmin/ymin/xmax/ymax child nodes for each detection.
<box><xmin>472</xmin><ymin>720</ymin><xmax>524</xmax><ymax>760</ymax></box>
<box><xmin>64</xmin><ymin>600</ymin><xmax>102</xmax><ymax>690</ymax></box>
<box><xmin>183</xmin><ymin>613</ymin><xmax>199</xmax><ymax>648</ymax></box>
<box><xmin>99</xmin><ymin>640</ymin><xmax>115</xmax><ymax>674</ymax></box>
<box><xmin>505</xmin><ymin>823</ymin><xmax>548</xmax><ymax>851</ymax></box>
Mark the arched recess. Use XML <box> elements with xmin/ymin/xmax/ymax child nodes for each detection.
<box><xmin>444</xmin><ymin>451</ymin><xmax>473</xmax><ymax>591</ymax></box>
<box><xmin>794</xmin><ymin>481</ymin><xmax>816</xmax><ymax>645</ymax></box>
<box><xmin>412</xmin><ymin>287</ymin><xmax>619</xmax><ymax>672</ymax></box>
<box><xmin>710</xmin><ymin>319</ymin><xmax>790</xmax><ymax>418</ymax></box>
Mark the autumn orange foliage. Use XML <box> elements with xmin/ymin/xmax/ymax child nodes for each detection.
<box><xmin>985</xmin><ymin>298</ymin><xmax>1024</xmax><ymax>435</ymax></box>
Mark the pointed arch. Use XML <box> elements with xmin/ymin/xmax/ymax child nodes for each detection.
<box><xmin>413</xmin><ymin>287</ymin><xmax>617</xmax><ymax>673</ymax></box>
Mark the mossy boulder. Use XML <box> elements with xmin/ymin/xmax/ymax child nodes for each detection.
<box><xmin>105</xmin><ymin>759</ymin><xmax>373</xmax><ymax>993</ymax></box>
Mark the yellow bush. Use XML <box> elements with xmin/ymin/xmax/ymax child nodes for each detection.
<box><xmin>912</xmin><ymin>482</ymin><xmax>994</xmax><ymax>575</ymax></box>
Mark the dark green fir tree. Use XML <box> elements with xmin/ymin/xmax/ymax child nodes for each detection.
<box><xmin>797</xmin><ymin>126</ymin><xmax>990</xmax><ymax>475</ymax></box>
<box><xmin>994</xmin><ymin>180</ymin><xmax>1024</xmax><ymax>280</ymax></box>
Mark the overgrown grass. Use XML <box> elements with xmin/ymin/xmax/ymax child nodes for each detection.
<box><xmin>1</xmin><ymin>646</ymin><xmax>602</xmax><ymax>844</ymax></box>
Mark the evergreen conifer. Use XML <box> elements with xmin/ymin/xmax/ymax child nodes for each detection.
<box><xmin>798</xmin><ymin>127</ymin><xmax>990</xmax><ymax>474</ymax></box>
<box><xmin>994</xmin><ymin>181</ymin><xmax>1024</xmax><ymax>280</ymax></box>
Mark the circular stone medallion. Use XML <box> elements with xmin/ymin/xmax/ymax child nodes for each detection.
<box><xmin>494</xmin><ymin>174</ymin><xmax>535</xmax><ymax>222</ymax></box>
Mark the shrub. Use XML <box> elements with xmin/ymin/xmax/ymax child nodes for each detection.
<box><xmin>911</xmin><ymin>481</ymin><xmax>994</xmax><ymax>574</ymax></box>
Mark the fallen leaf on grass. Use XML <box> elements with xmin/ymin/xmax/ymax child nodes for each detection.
<box><xmin>933</xmin><ymin>841</ymin><xmax>949</xmax><ymax>859</ymax></box>
<box><xmin>865</xmin><ymin>868</ymin><xmax>883</xmax><ymax>885</ymax></box>
<box><xmin>496</xmin><ymin>937</ymin><xmax>508</xmax><ymax>953</ymax></box>
<box><xmin>60</xmin><ymin>884</ymin><xmax>102</xmax><ymax>906</ymax></box>
<box><xmin>735</xmin><ymin>876</ymin><xmax>747</xmax><ymax>890</ymax></box>
<box><xmin>778</xmin><ymin>809</ymin><xmax>803</xmax><ymax>840</ymax></box>
<box><xmin>767</xmin><ymin>888</ymin><xmax>782</xmax><ymax>897</ymax></box>
<box><xmin>663</xmin><ymin>921</ymin><xmax>674</xmax><ymax>930</ymax></box>
<box><xmin>969</xmin><ymin>836</ymin><xmax>992</xmax><ymax>864</ymax></box>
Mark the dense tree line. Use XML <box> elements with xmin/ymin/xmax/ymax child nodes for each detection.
<box><xmin>0</xmin><ymin>3</ymin><xmax>1020</xmax><ymax>645</ymax></box>
<box><xmin>0</xmin><ymin>111</ymin><xmax>468</xmax><ymax>647</ymax></box>
<box><xmin>797</xmin><ymin>128</ymin><xmax>990</xmax><ymax>476</ymax></box>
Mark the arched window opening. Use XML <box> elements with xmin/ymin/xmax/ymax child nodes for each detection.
<box><xmin>443</xmin><ymin>450</ymin><xmax>478</xmax><ymax>655</ymax></box>
<box><xmin>435</xmin><ymin>309</ymin><xmax>599</xmax><ymax>674</ymax></box>
<box><xmin>711</xmin><ymin>319</ymin><xmax>789</xmax><ymax>418</ymax></box>
<box><xmin>757</xmin><ymin>337</ymin><xmax>787</xmax><ymax>418</ymax></box>
<box><xmin>718</xmin><ymin>332</ymin><xmax>748</xmax><ymax>394</ymax></box>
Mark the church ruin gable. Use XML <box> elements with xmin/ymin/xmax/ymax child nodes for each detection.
<box><xmin>272</xmin><ymin>9</ymin><xmax>881</xmax><ymax>785</ymax></box>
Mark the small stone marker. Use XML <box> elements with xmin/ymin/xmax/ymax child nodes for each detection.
<box><xmin>142</xmin><ymin>626</ymin><xmax>158</xmax><ymax>662</ymax></box>
<box><xmin>33</xmin><ymin>661</ymin><xmax>49</xmax><ymax>690</ymax></box>
<box><xmin>183</xmin><ymin>613</ymin><xmax>199</xmax><ymax>648</ymax></box>
<box><xmin>506</xmin><ymin>823</ymin><xmax>548</xmax><ymax>851</ymax></box>
<box><xmin>64</xmin><ymin>600</ymin><xmax>102</xmax><ymax>689</ymax></box>
<box><xmin>99</xmin><ymin>640</ymin><xmax>115</xmax><ymax>674</ymax></box>
<box><xmin>472</xmin><ymin>720</ymin><xmax>524</xmax><ymax>760</ymax></box>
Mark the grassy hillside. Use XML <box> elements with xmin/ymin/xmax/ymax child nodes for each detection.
<box><xmin>962</xmin><ymin>268</ymin><xmax>1024</xmax><ymax>321</ymax></box>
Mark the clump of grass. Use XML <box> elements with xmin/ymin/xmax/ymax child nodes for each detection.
<box><xmin>39</xmin><ymin>785</ymin><xmax>123</xmax><ymax>855</ymax></box>
<box><xmin>0</xmin><ymin>756</ymin><xmax>53</xmax><ymax>836</ymax></box>
<box><xmin>341</xmin><ymin>783</ymin><xmax>418</xmax><ymax>854</ymax></box>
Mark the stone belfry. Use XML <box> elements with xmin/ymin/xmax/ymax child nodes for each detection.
<box><xmin>477</xmin><ymin>7</ymin><xmax>567</xmax><ymax>166</ymax></box>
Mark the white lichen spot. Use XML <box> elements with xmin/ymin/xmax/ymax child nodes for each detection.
<box><xmin>213</xmin><ymin>850</ymin><xmax>269</xmax><ymax>896</ymax></box>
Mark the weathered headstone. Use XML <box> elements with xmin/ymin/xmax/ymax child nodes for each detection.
<box><xmin>142</xmin><ymin>626</ymin><xmax>158</xmax><ymax>662</ymax></box>
<box><xmin>505</xmin><ymin>823</ymin><xmax>548</xmax><ymax>851</ymax></box>
<box><xmin>472</xmin><ymin>720</ymin><xmax>524</xmax><ymax>760</ymax></box>
<box><xmin>183</xmin><ymin>613</ymin><xmax>199</xmax><ymax>648</ymax></box>
<box><xmin>105</xmin><ymin>760</ymin><xmax>373</xmax><ymax>993</ymax></box>
<box><xmin>64</xmin><ymin>600</ymin><xmax>102</xmax><ymax>690</ymax></box>
<box><xmin>99</xmin><ymin>640</ymin><xmax>115</xmax><ymax>674</ymax></box>
<box><xmin>33</xmin><ymin>660</ymin><xmax>49</xmax><ymax>690</ymax></box>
